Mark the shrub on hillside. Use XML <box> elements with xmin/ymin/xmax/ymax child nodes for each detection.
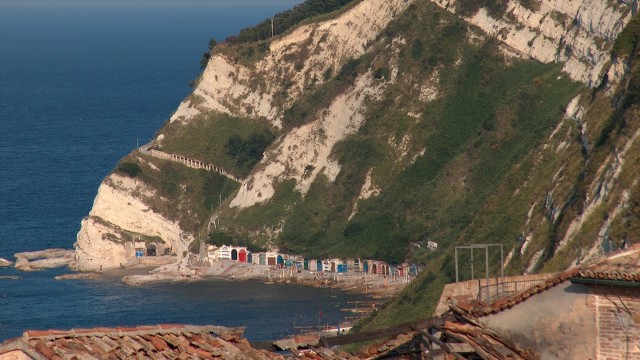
<box><xmin>230</xmin><ymin>0</ymin><xmax>357</xmax><ymax>44</ymax></box>
<box><xmin>116</xmin><ymin>162</ymin><xmax>141</xmax><ymax>178</ymax></box>
<box><xmin>612</xmin><ymin>15</ymin><xmax>640</xmax><ymax>58</ymax></box>
<box><xmin>224</xmin><ymin>130</ymin><xmax>276</xmax><ymax>174</ymax></box>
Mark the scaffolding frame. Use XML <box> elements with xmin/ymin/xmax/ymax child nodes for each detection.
<box><xmin>454</xmin><ymin>244</ymin><xmax>504</xmax><ymax>301</ymax></box>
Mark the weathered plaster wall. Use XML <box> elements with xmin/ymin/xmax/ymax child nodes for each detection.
<box><xmin>481</xmin><ymin>281</ymin><xmax>596</xmax><ymax>359</ymax></box>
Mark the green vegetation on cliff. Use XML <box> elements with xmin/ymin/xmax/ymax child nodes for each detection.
<box><xmin>160</xmin><ymin>113</ymin><xmax>276</xmax><ymax>178</ymax></box>
<box><xmin>230</xmin><ymin>0</ymin><xmax>359</xmax><ymax>44</ymax></box>
<box><xmin>221</xmin><ymin>2</ymin><xmax>582</xmax><ymax>268</ymax></box>
<box><xmin>134</xmin><ymin>0</ymin><xmax>640</xmax><ymax>332</ymax></box>
<box><xmin>115</xmin><ymin>154</ymin><xmax>239</xmax><ymax>234</ymax></box>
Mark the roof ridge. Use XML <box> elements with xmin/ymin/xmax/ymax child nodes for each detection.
<box><xmin>21</xmin><ymin>324</ymin><xmax>241</xmax><ymax>341</ymax></box>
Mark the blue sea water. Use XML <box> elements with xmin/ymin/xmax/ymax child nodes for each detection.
<box><xmin>0</xmin><ymin>1</ymin><xmax>366</xmax><ymax>341</ymax></box>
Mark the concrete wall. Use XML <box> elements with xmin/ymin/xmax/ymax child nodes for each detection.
<box><xmin>434</xmin><ymin>273</ymin><xmax>556</xmax><ymax>316</ymax></box>
<box><xmin>481</xmin><ymin>281</ymin><xmax>596</xmax><ymax>359</ymax></box>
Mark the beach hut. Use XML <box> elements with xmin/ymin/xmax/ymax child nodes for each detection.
<box><xmin>284</xmin><ymin>259</ymin><xmax>293</xmax><ymax>268</ymax></box>
<box><xmin>247</xmin><ymin>252</ymin><xmax>253</xmax><ymax>264</ymax></box>
<box><xmin>382</xmin><ymin>264</ymin><xmax>390</xmax><ymax>275</ymax></box>
<box><xmin>363</xmin><ymin>261</ymin><xmax>369</xmax><ymax>273</ymax></box>
<box><xmin>239</xmin><ymin>249</ymin><xmax>247</xmax><ymax>262</ymax></box>
<box><xmin>337</xmin><ymin>261</ymin><xmax>348</xmax><ymax>273</ymax></box>
<box><xmin>259</xmin><ymin>253</ymin><xmax>267</xmax><ymax>265</ymax></box>
<box><xmin>410</xmin><ymin>264</ymin><xmax>418</xmax><ymax>276</ymax></box>
<box><xmin>371</xmin><ymin>263</ymin><xmax>377</xmax><ymax>274</ymax></box>
<box><xmin>267</xmin><ymin>253</ymin><xmax>277</xmax><ymax>266</ymax></box>
<box><xmin>218</xmin><ymin>246</ymin><xmax>231</xmax><ymax>260</ymax></box>
<box><xmin>316</xmin><ymin>260</ymin><xmax>323</xmax><ymax>271</ymax></box>
<box><xmin>303</xmin><ymin>259</ymin><xmax>309</xmax><ymax>270</ymax></box>
<box><xmin>231</xmin><ymin>249</ymin><xmax>238</xmax><ymax>261</ymax></box>
<box><xmin>134</xmin><ymin>241</ymin><xmax>145</xmax><ymax>257</ymax></box>
<box><xmin>322</xmin><ymin>260</ymin><xmax>330</xmax><ymax>272</ymax></box>
<box><xmin>351</xmin><ymin>259</ymin><xmax>360</xmax><ymax>272</ymax></box>
<box><xmin>277</xmin><ymin>255</ymin><xmax>284</xmax><ymax>267</ymax></box>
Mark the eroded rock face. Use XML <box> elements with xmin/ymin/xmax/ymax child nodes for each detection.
<box><xmin>231</xmin><ymin>71</ymin><xmax>386</xmax><ymax>208</ymax></box>
<box><xmin>169</xmin><ymin>0</ymin><xmax>414</xmax><ymax>127</ymax></box>
<box><xmin>73</xmin><ymin>173</ymin><xmax>188</xmax><ymax>271</ymax></box>
<box><xmin>76</xmin><ymin>0</ymin><xmax>635</xmax><ymax>270</ymax></box>
<box><xmin>429</xmin><ymin>0</ymin><xmax>634</xmax><ymax>87</ymax></box>
<box><xmin>13</xmin><ymin>249</ymin><xmax>75</xmax><ymax>271</ymax></box>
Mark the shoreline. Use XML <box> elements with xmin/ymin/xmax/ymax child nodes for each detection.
<box><xmin>7</xmin><ymin>249</ymin><xmax>408</xmax><ymax>299</ymax></box>
<box><xmin>119</xmin><ymin>259</ymin><xmax>407</xmax><ymax>300</ymax></box>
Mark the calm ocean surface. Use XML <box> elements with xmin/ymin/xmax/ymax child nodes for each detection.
<box><xmin>0</xmin><ymin>1</ymin><xmax>366</xmax><ymax>341</ymax></box>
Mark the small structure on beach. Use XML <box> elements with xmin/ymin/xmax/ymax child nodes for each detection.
<box><xmin>132</xmin><ymin>240</ymin><xmax>164</xmax><ymax>257</ymax></box>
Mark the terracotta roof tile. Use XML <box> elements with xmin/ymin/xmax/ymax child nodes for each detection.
<box><xmin>452</xmin><ymin>243</ymin><xmax>640</xmax><ymax>317</ymax></box>
<box><xmin>575</xmin><ymin>243</ymin><xmax>640</xmax><ymax>281</ymax></box>
<box><xmin>1</xmin><ymin>324</ymin><xmax>280</xmax><ymax>360</ymax></box>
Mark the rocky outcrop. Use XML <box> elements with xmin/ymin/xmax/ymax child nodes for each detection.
<box><xmin>14</xmin><ymin>249</ymin><xmax>75</xmax><ymax>271</ymax></box>
<box><xmin>168</xmin><ymin>0</ymin><xmax>414</xmax><ymax>127</ymax></box>
<box><xmin>231</xmin><ymin>71</ymin><xmax>387</xmax><ymax>208</ymax></box>
<box><xmin>429</xmin><ymin>0</ymin><xmax>634</xmax><ymax>86</ymax></box>
<box><xmin>73</xmin><ymin>173</ymin><xmax>189</xmax><ymax>271</ymax></box>
<box><xmin>0</xmin><ymin>258</ymin><xmax>12</xmax><ymax>267</ymax></box>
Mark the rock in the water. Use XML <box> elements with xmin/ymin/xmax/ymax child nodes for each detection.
<box><xmin>14</xmin><ymin>248</ymin><xmax>75</xmax><ymax>271</ymax></box>
<box><xmin>54</xmin><ymin>272</ymin><xmax>100</xmax><ymax>280</ymax></box>
<box><xmin>122</xmin><ymin>273</ymin><xmax>186</xmax><ymax>286</ymax></box>
<box><xmin>0</xmin><ymin>258</ymin><xmax>12</xmax><ymax>267</ymax></box>
<box><xmin>14</xmin><ymin>248</ymin><xmax>73</xmax><ymax>260</ymax></box>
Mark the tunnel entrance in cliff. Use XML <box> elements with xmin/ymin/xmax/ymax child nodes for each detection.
<box><xmin>146</xmin><ymin>243</ymin><xmax>157</xmax><ymax>257</ymax></box>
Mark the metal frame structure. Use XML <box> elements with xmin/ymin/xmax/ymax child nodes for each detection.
<box><xmin>454</xmin><ymin>244</ymin><xmax>504</xmax><ymax>301</ymax></box>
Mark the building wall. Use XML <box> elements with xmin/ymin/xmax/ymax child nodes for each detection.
<box><xmin>592</xmin><ymin>286</ymin><xmax>640</xmax><ymax>360</ymax></box>
<box><xmin>481</xmin><ymin>281</ymin><xmax>596</xmax><ymax>359</ymax></box>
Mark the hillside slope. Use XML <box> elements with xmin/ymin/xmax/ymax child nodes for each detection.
<box><xmin>74</xmin><ymin>0</ymin><xmax>639</xmax><ymax>327</ymax></box>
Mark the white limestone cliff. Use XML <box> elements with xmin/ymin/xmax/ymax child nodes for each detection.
<box><xmin>230</xmin><ymin>71</ymin><xmax>386</xmax><ymax>208</ymax></box>
<box><xmin>73</xmin><ymin>173</ymin><xmax>189</xmax><ymax>271</ymax></box>
<box><xmin>76</xmin><ymin>0</ymin><xmax>636</xmax><ymax>270</ymax></box>
<box><xmin>169</xmin><ymin>0</ymin><xmax>414</xmax><ymax>127</ymax></box>
<box><xmin>429</xmin><ymin>0</ymin><xmax>634</xmax><ymax>87</ymax></box>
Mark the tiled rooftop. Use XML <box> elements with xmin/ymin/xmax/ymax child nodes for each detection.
<box><xmin>0</xmin><ymin>324</ymin><xmax>284</xmax><ymax>360</ymax></box>
<box><xmin>577</xmin><ymin>243</ymin><xmax>640</xmax><ymax>281</ymax></box>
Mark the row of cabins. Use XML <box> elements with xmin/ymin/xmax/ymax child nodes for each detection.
<box><xmin>207</xmin><ymin>245</ymin><xmax>420</xmax><ymax>276</ymax></box>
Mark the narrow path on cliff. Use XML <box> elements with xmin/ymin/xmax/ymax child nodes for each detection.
<box><xmin>138</xmin><ymin>144</ymin><xmax>243</xmax><ymax>183</ymax></box>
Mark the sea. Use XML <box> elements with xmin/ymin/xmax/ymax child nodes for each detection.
<box><xmin>0</xmin><ymin>0</ymin><xmax>366</xmax><ymax>342</ymax></box>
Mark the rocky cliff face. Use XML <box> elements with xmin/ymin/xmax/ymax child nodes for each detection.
<box><xmin>76</xmin><ymin>0</ymin><xmax>639</xmax><ymax>306</ymax></box>
<box><xmin>74</xmin><ymin>0</ymin><xmax>412</xmax><ymax>269</ymax></box>
<box><xmin>169</xmin><ymin>0</ymin><xmax>413</xmax><ymax>127</ymax></box>
<box><xmin>431</xmin><ymin>0</ymin><xmax>634</xmax><ymax>86</ymax></box>
<box><xmin>74</xmin><ymin>173</ymin><xmax>189</xmax><ymax>271</ymax></box>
